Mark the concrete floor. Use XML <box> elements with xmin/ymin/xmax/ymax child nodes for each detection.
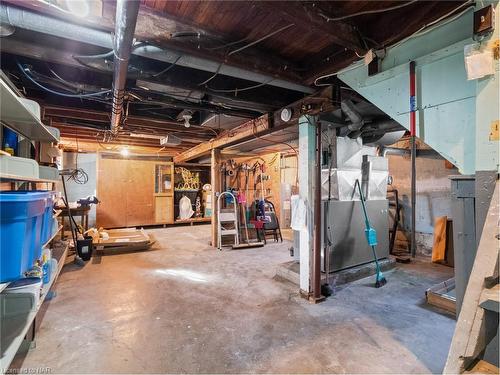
<box><xmin>12</xmin><ymin>225</ymin><xmax>455</xmax><ymax>374</ymax></box>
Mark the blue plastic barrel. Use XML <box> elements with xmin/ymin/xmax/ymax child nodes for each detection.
<box><xmin>0</xmin><ymin>191</ymin><xmax>48</xmax><ymax>282</ymax></box>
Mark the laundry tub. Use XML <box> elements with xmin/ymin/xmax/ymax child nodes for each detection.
<box><xmin>0</xmin><ymin>191</ymin><xmax>49</xmax><ymax>282</ymax></box>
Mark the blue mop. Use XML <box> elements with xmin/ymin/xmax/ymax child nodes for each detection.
<box><xmin>354</xmin><ymin>179</ymin><xmax>387</xmax><ymax>288</ymax></box>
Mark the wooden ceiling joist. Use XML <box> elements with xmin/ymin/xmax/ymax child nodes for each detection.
<box><xmin>43</xmin><ymin>106</ymin><xmax>217</xmax><ymax>141</ymax></box>
<box><xmin>173</xmin><ymin>114</ymin><xmax>270</xmax><ymax>163</ymax></box>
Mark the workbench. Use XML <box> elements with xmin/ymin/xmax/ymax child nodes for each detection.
<box><xmin>57</xmin><ymin>205</ymin><xmax>91</xmax><ymax>238</ymax></box>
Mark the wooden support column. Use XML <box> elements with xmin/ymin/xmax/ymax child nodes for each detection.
<box><xmin>298</xmin><ymin>115</ymin><xmax>316</xmax><ymax>295</ymax></box>
<box><xmin>211</xmin><ymin>148</ymin><xmax>221</xmax><ymax>248</ymax></box>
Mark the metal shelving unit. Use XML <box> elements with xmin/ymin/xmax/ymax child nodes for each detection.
<box><xmin>0</xmin><ymin>173</ymin><xmax>59</xmax><ymax>184</ymax></box>
<box><xmin>0</xmin><ymin>73</ymin><xmax>63</xmax><ymax>373</ymax></box>
<box><xmin>0</xmin><ymin>242</ymin><xmax>68</xmax><ymax>372</ymax></box>
<box><xmin>0</xmin><ymin>77</ymin><xmax>57</xmax><ymax>143</ymax></box>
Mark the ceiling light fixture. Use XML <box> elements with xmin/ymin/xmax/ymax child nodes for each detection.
<box><xmin>280</xmin><ymin>107</ymin><xmax>293</xmax><ymax>122</ymax></box>
<box><xmin>182</xmin><ymin>114</ymin><xmax>192</xmax><ymax>128</ymax></box>
<box><xmin>64</xmin><ymin>0</ymin><xmax>90</xmax><ymax>18</ymax></box>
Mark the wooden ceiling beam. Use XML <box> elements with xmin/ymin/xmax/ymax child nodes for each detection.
<box><xmin>43</xmin><ymin>106</ymin><xmax>218</xmax><ymax>138</ymax></box>
<box><xmin>173</xmin><ymin>115</ymin><xmax>270</xmax><ymax>163</ymax></box>
<box><xmin>59</xmin><ymin>138</ymin><xmax>180</xmax><ymax>156</ymax></box>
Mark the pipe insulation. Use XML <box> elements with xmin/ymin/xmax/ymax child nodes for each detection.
<box><xmin>110</xmin><ymin>0</ymin><xmax>140</xmax><ymax>133</ymax></box>
<box><xmin>0</xmin><ymin>4</ymin><xmax>313</xmax><ymax>94</ymax></box>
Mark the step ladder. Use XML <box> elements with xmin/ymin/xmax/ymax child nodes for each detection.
<box><xmin>444</xmin><ymin>181</ymin><xmax>499</xmax><ymax>374</ymax></box>
<box><xmin>217</xmin><ymin>192</ymin><xmax>239</xmax><ymax>250</ymax></box>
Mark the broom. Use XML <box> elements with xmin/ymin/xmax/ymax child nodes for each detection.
<box><xmin>354</xmin><ymin>179</ymin><xmax>387</xmax><ymax>288</ymax></box>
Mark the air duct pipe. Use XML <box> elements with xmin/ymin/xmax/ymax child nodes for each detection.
<box><xmin>341</xmin><ymin>99</ymin><xmax>364</xmax><ymax>132</ymax></box>
<box><xmin>110</xmin><ymin>0</ymin><xmax>140</xmax><ymax>133</ymax></box>
<box><xmin>352</xmin><ymin>119</ymin><xmax>402</xmax><ymax>139</ymax></box>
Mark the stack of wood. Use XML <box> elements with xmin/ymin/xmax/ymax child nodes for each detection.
<box><xmin>85</xmin><ymin>228</ymin><xmax>156</xmax><ymax>252</ymax></box>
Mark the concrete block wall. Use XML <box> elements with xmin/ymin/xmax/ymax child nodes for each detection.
<box><xmin>387</xmin><ymin>142</ymin><xmax>457</xmax><ymax>256</ymax></box>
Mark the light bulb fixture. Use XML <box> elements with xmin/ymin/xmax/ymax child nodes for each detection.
<box><xmin>280</xmin><ymin>107</ymin><xmax>293</xmax><ymax>122</ymax></box>
<box><xmin>182</xmin><ymin>114</ymin><xmax>192</xmax><ymax>128</ymax></box>
<box><xmin>64</xmin><ymin>0</ymin><xmax>91</xmax><ymax>18</ymax></box>
<box><xmin>120</xmin><ymin>147</ymin><xmax>129</xmax><ymax>157</ymax></box>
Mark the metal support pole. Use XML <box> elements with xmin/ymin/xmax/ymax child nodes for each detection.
<box><xmin>312</xmin><ymin>121</ymin><xmax>323</xmax><ymax>302</ymax></box>
<box><xmin>409</xmin><ymin>61</ymin><xmax>417</xmax><ymax>258</ymax></box>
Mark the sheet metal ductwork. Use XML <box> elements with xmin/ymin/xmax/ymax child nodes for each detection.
<box><xmin>110</xmin><ymin>0</ymin><xmax>140</xmax><ymax>133</ymax></box>
<box><xmin>341</xmin><ymin>99</ymin><xmax>364</xmax><ymax>132</ymax></box>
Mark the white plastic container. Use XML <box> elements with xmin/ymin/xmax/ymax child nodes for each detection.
<box><xmin>4</xmin><ymin>277</ymin><xmax>42</xmax><ymax>307</ymax></box>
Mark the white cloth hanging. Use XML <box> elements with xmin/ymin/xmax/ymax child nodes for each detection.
<box><xmin>179</xmin><ymin>195</ymin><xmax>194</xmax><ymax>220</ymax></box>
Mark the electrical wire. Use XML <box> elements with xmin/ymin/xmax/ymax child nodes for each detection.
<box><xmin>227</xmin><ymin>23</ymin><xmax>294</xmax><ymax>56</ymax></box>
<box><xmin>250</xmin><ymin>120</ymin><xmax>298</xmax><ymax>185</ymax></box>
<box><xmin>318</xmin><ymin>0</ymin><xmax>419</xmax><ymax>22</ymax></box>
<box><xmin>199</xmin><ymin>23</ymin><xmax>293</xmax><ymax>86</ymax></box>
<box><xmin>67</xmin><ymin>130</ymin><xmax>89</xmax><ymax>185</ymax></box>
<box><xmin>152</xmin><ymin>55</ymin><xmax>183</xmax><ymax>77</ymax></box>
<box><xmin>205</xmin><ymin>36</ymin><xmax>250</xmax><ymax>51</ymax></box>
<box><xmin>207</xmin><ymin>79</ymin><xmax>274</xmax><ymax>94</ymax></box>
<box><xmin>313</xmin><ymin>2</ymin><xmax>475</xmax><ymax>86</ymax></box>
<box><xmin>17</xmin><ymin>61</ymin><xmax>111</xmax><ymax>98</ymax></box>
<box><xmin>197</xmin><ymin>62</ymin><xmax>223</xmax><ymax>86</ymax></box>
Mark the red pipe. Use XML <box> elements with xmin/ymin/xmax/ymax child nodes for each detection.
<box><xmin>409</xmin><ymin>61</ymin><xmax>417</xmax><ymax>258</ymax></box>
<box><xmin>409</xmin><ymin>61</ymin><xmax>416</xmax><ymax>136</ymax></box>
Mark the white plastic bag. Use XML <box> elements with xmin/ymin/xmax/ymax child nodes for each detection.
<box><xmin>179</xmin><ymin>195</ymin><xmax>194</xmax><ymax>220</ymax></box>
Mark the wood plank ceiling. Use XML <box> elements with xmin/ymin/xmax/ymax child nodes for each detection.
<box><xmin>0</xmin><ymin>0</ymin><xmax>466</xmax><ymax>153</ymax></box>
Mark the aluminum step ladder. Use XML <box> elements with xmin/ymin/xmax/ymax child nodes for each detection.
<box><xmin>217</xmin><ymin>192</ymin><xmax>239</xmax><ymax>250</ymax></box>
<box><xmin>444</xmin><ymin>181</ymin><xmax>499</xmax><ymax>374</ymax></box>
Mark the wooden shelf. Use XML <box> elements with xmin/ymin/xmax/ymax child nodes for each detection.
<box><xmin>0</xmin><ymin>173</ymin><xmax>59</xmax><ymax>184</ymax></box>
<box><xmin>0</xmin><ymin>78</ymin><xmax>57</xmax><ymax>142</ymax></box>
<box><xmin>175</xmin><ymin>217</ymin><xmax>211</xmax><ymax>224</ymax></box>
<box><xmin>0</xmin><ymin>241</ymin><xmax>68</xmax><ymax>373</ymax></box>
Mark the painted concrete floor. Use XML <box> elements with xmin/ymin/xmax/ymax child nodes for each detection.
<box><xmin>12</xmin><ymin>225</ymin><xmax>455</xmax><ymax>374</ymax></box>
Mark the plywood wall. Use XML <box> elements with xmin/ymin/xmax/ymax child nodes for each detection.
<box><xmin>221</xmin><ymin>152</ymin><xmax>283</xmax><ymax>220</ymax></box>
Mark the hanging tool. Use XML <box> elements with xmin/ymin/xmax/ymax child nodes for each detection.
<box><xmin>257</xmin><ymin>164</ymin><xmax>266</xmax><ymax>220</ymax></box>
<box><xmin>354</xmin><ymin>179</ymin><xmax>387</xmax><ymax>288</ymax></box>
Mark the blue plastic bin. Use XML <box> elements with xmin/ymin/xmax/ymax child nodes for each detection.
<box><xmin>0</xmin><ymin>191</ymin><xmax>49</xmax><ymax>282</ymax></box>
<box><xmin>32</xmin><ymin>191</ymin><xmax>56</xmax><ymax>246</ymax></box>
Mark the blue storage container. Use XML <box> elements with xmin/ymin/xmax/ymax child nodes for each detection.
<box><xmin>32</xmin><ymin>191</ymin><xmax>56</xmax><ymax>246</ymax></box>
<box><xmin>0</xmin><ymin>191</ymin><xmax>49</xmax><ymax>282</ymax></box>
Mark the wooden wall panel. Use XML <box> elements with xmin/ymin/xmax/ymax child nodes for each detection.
<box><xmin>229</xmin><ymin>152</ymin><xmax>282</xmax><ymax>219</ymax></box>
<box><xmin>126</xmin><ymin>160</ymin><xmax>155</xmax><ymax>227</ymax></box>
<box><xmin>96</xmin><ymin>157</ymin><xmax>129</xmax><ymax>228</ymax></box>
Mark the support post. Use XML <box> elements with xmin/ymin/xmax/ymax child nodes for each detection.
<box><xmin>298</xmin><ymin>115</ymin><xmax>317</xmax><ymax>298</ymax></box>
<box><xmin>211</xmin><ymin>148</ymin><xmax>221</xmax><ymax>247</ymax></box>
<box><xmin>409</xmin><ymin>61</ymin><xmax>417</xmax><ymax>258</ymax></box>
